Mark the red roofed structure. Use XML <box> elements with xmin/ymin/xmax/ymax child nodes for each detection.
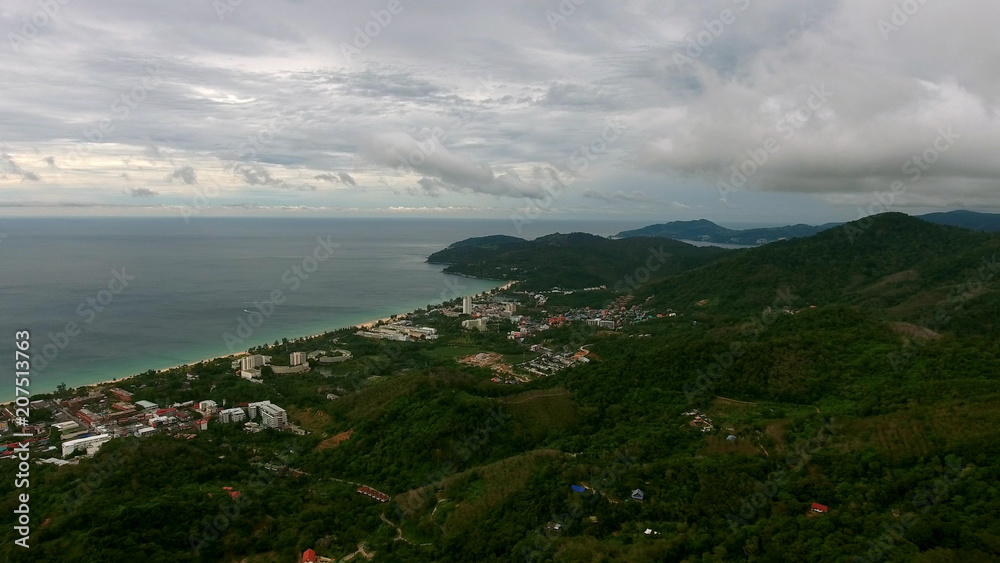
<box><xmin>811</xmin><ymin>502</ymin><xmax>828</xmax><ymax>513</ymax></box>
<box><xmin>228</xmin><ymin>491</ymin><xmax>241</xmax><ymax>499</ymax></box>
<box><xmin>302</xmin><ymin>549</ymin><xmax>317</xmax><ymax>563</ymax></box>
<box><xmin>357</xmin><ymin>486</ymin><xmax>390</xmax><ymax>502</ymax></box>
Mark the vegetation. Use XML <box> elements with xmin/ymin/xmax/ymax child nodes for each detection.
<box><xmin>1</xmin><ymin>213</ymin><xmax>999</xmax><ymax>562</ymax></box>
<box><xmin>614</xmin><ymin>219</ymin><xmax>839</xmax><ymax>245</ymax></box>
<box><xmin>428</xmin><ymin>232</ymin><xmax>728</xmax><ymax>290</ymax></box>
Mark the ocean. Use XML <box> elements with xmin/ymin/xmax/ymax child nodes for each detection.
<box><xmin>0</xmin><ymin>216</ymin><xmax>649</xmax><ymax>401</ymax></box>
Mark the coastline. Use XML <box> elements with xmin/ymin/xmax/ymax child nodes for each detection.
<box><xmin>33</xmin><ymin>279</ymin><xmax>518</xmax><ymax>401</ymax></box>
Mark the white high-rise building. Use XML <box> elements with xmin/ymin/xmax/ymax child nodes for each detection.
<box><xmin>290</xmin><ymin>352</ymin><xmax>307</xmax><ymax>366</ymax></box>
<box><xmin>462</xmin><ymin>296</ymin><xmax>473</xmax><ymax>314</ymax></box>
<box><xmin>247</xmin><ymin>400</ymin><xmax>272</xmax><ymax>419</ymax></box>
<box><xmin>259</xmin><ymin>403</ymin><xmax>287</xmax><ymax>428</ymax></box>
<box><xmin>240</xmin><ymin>355</ymin><xmax>266</xmax><ymax>371</ymax></box>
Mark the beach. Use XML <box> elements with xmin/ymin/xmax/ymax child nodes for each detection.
<box><xmin>56</xmin><ymin>279</ymin><xmax>517</xmax><ymax>399</ymax></box>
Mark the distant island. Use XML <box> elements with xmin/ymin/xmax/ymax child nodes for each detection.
<box><xmin>612</xmin><ymin>209</ymin><xmax>1000</xmax><ymax>245</ymax></box>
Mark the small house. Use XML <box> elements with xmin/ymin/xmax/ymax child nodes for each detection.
<box><xmin>631</xmin><ymin>489</ymin><xmax>644</xmax><ymax>501</ymax></box>
<box><xmin>810</xmin><ymin>502</ymin><xmax>828</xmax><ymax>513</ymax></box>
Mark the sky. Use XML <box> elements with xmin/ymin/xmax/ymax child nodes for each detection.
<box><xmin>0</xmin><ymin>0</ymin><xmax>998</xmax><ymax>225</ymax></box>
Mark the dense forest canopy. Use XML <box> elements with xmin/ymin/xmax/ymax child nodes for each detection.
<box><xmin>2</xmin><ymin>213</ymin><xmax>999</xmax><ymax>562</ymax></box>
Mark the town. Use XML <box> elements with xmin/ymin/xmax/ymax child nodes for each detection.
<box><xmin>0</xmin><ymin>282</ymin><xmax>688</xmax><ymax>467</ymax></box>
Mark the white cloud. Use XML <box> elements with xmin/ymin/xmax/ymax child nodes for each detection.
<box><xmin>0</xmin><ymin>0</ymin><xmax>998</xmax><ymax>219</ymax></box>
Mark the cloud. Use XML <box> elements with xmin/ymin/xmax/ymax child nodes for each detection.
<box><xmin>166</xmin><ymin>166</ymin><xmax>197</xmax><ymax>184</ymax></box>
<box><xmin>0</xmin><ymin>154</ymin><xmax>39</xmax><ymax>181</ymax></box>
<box><xmin>358</xmin><ymin>132</ymin><xmax>548</xmax><ymax>199</ymax></box>
<box><xmin>142</xmin><ymin>145</ymin><xmax>164</xmax><ymax>163</ymax></box>
<box><xmin>583</xmin><ymin>189</ymin><xmax>690</xmax><ymax>209</ymax></box>
<box><xmin>314</xmin><ymin>173</ymin><xmax>340</xmax><ymax>183</ymax></box>
<box><xmin>128</xmin><ymin>187</ymin><xmax>159</xmax><ymax>197</ymax></box>
<box><xmin>338</xmin><ymin>172</ymin><xmax>357</xmax><ymax>187</ymax></box>
<box><xmin>236</xmin><ymin>164</ymin><xmax>286</xmax><ymax>188</ymax></box>
<box><xmin>633</xmin><ymin>0</ymin><xmax>1000</xmax><ymax>208</ymax></box>
<box><xmin>1</xmin><ymin>0</ymin><xmax>999</xmax><ymax>219</ymax></box>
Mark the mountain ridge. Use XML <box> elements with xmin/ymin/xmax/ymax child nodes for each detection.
<box><xmin>614</xmin><ymin>209</ymin><xmax>1000</xmax><ymax>245</ymax></box>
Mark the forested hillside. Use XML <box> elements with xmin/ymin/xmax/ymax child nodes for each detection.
<box><xmin>427</xmin><ymin>232</ymin><xmax>728</xmax><ymax>290</ymax></box>
<box><xmin>2</xmin><ymin>213</ymin><xmax>998</xmax><ymax>562</ymax></box>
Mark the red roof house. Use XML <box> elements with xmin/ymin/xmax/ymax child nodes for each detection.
<box><xmin>357</xmin><ymin>486</ymin><xmax>390</xmax><ymax>502</ymax></box>
<box><xmin>302</xmin><ymin>548</ymin><xmax>317</xmax><ymax>563</ymax></box>
<box><xmin>810</xmin><ymin>502</ymin><xmax>828</xmax><ymax>513</ymax></box>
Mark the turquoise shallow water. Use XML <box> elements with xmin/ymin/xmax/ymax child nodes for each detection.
<box><xmin>0</xmin><ymin>216</ymin><xmax>646</xmax><ymax>401</ymax></box>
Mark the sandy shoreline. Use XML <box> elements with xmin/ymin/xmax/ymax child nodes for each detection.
<box><xmin>58</xmin><ymin>280</ymin><xmax>518</xmax><ymax>397</ymax></box>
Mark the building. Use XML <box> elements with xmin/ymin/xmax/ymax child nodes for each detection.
<box><xmin>258</xmin><ymin>403</ymin><xmax>287</xmax><ymax>428</ymax></box>
<box><xmin>240</xmin><ymin>354</ymin><xmax>268</xmax><ymax>371</ymax></box>
<box><xmin>240</xmin><ymin>368</ymin><xmax>262</xmax><ymax>380</ymax></box>
<box><xmin>357</xmin><ymin>486</ymin><xmax>390</xmax><ymax>502</ymax></box>
<box><xmin>247</xmin><ymin>400</ymin><xmax>272</xmax><ymax>419</ymax></box>
<box><xmin>135</xmin><ymin>400</ymin><xmax>158</xmax><ymax>411</ymax></box>
<box><xmin>811</xmin><ymin>502</ymin><xmax>829</xmax><ymax>513</ymax></box>
<box><xmin>198</xmin><ymin>400</ymin><xmax>218</xmax><ymax>414</ymax></box>
<box><xmin>51</xmin><ymin>421</ymin><xmax>79</xmax><ymax>432</ymax></box>
<box><xmin>631</xmin><ymin>489</ymin><xmax>644</xmax><ymax>501</ymax></box>
<box><xmin>586</xmin><ymin>318</ymin><xmax>616</xmax><ymax>329</ymax></box>
<box><xmin>148</xmin><ymin>416</ymin><xmax>169</xmax><ymax>427</ymax></box>
<box><xmin>62</xmin><ymin>434</ymin><xmax>111</xmax><ymax>457</ymax></box>
<box><xmin>290</xmin><ymin>352</ymin><xmax>307</xmax><ymax>366</ymax></box>
<box><xmin>62</xmin><ymin>392</ymin><xmax>104</xmax><ymax>409</ymax></box>
<box><xmin>462</xmin><ymin>296</ymin><xmax>473</xmax><ymax>314</ymax></box>
<box><xmin>302</xmin><ymin>549</ymin><xmax>317</xmax><ymax>563</ymax></box>
<box><xmin>408</xmin><ymin>327</ymin><xmax>438</xmax><ymax>339</ymax></box>
<box><xmin>504</xmin><ymin>302</ymin><xmax>517</xmax><ymax>313</ymax></box>
<box><xmin>76</xmin><ymin>408</ymin><xmax>102</xmax><ymax>425</ymax></box>
<box><xmin>271</xmin><ymin>364</ymin><xmax>310</xmax><ymax>374</ymax></box>
<box><xmin>108</xmin><ymin>388</ymin><xmax>133</xmax><ymax>402</ymax></box>
<box><xmin>219</xmin><ymin>408</ymin><xmax>247</xmax><ymax>424</ymax></box>
<box><xmin>462</xmin><ymin>318</ymin><xmax>489</xmax><ymax>331</ymax></box>
<box><xmin>318</xmin><ymin>355</ymin><xmax>349</xmax><ymax>364</ymax></box>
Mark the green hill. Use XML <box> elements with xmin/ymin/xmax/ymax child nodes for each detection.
<box><xmin>428</xmin><ymin>232</ymin><xmax>730</xmax><ymax>290</ymax></box>
<box><xmin>3</xmin><ymin>213</ymin><xmax>1000</xmax><ymax>562</ymax></box>
<box><xmin>642</xmin><ymin>213</ymin><xmax>1000</xmax><ymax>321</ymax></box>
<box><xmin>919</xmin><ymin>210</ymin><xmax>1000</xmax><ymax>232</ymax></box>
<box><xmin>615</xmin><ymin>219</ymin><xmax>839</xmax><ymax>245</ymax></box>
